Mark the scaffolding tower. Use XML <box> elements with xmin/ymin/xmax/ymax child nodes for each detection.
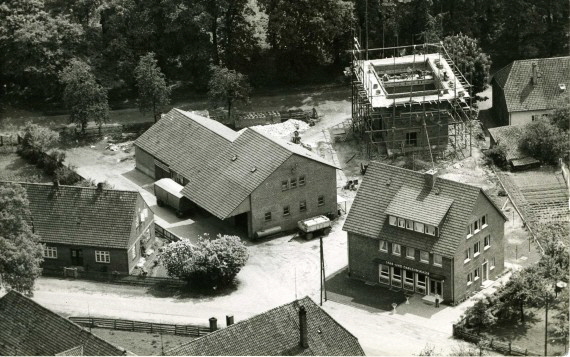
<box><xmin>350</xmin><ymin>38</ymin><xmax>476</xmax><ymax>163</ymax></box>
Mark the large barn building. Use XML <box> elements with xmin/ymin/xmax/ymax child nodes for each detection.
<box><xmin>134</xmin><ymin>109</ymin><xmax>338</xmax><ymax>238</ymax></box>
<box><xmin>343</xmin><ymin>162</ymin><xmax>506</xmax><ymax>305</ymax></box>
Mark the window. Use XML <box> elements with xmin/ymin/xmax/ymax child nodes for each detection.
<box><xmin>391</xmin><ymin>267</ymin><xmax>402</xmax><ymax>287</ymax></box>
<box><xmin>473</xmin><ymin>220</ymin><xmax>479</xmax><ymax>232</ymax></box>
<box><xmin>406</xmin><ymin>220</ymin><xmax>414</xmax><ymax>230</ymax></box>
<box><xmin>398</xmin><ymin>218</ymin><xmax>406</xmax><ymax>228</ymax></box>
<box><xmin>283</xmin><ymin>206</ymin><xmax>290</xmax><ymax>217</ymax></box>
<box><xmin>392</xmin><ymin>243</ymin><xmax>401</xmax><ymax>256</ymax></box>
<box><xmin>481</xmin><ymin>215</ymin><xmax>487</xmax><ymax>228</ymax></box>
<box><xmin>420</xmin><ymin>250</ymin><xmax>429</xmax><ymax>263</ymax></box>
<box><xmin>425</xmin><ymin>225</ymin><xmax>436</xmax><ymax>236</ymax></box>
<box><xmin>474</xmin><ymin>242</ymin><xmax>481</xmax><ymax>257</ymax></box>
<box><xmin>317</xmin><ymin>195</ymin><xmax>325</xmax><ymax>206</ymax></box>
<box><xmin>406</xmin><ymin>247</ymin><xmax>415</xmax><ymax>259</ymax></box>
<box><xmin>379</xmin><ymin>264</ymin><xmax>390</xmax><ymax>284</ymax></box>
<box><xmin>416</xmin><ymin>273</ymin><xmax>427</xmax><ymax>293</ymax></box>
<box><xmin>464</xmin><ymin>248</ymin><xmax>471</xmax><ymax>263</ymax></box>
<box><xmin>299</xmin><ymin>176</ymin><xmax>306</xmax><ymax>186</ymax></box>
<box><xmin>532</xmin><ymin>114</ymin><xmax>539</xmax><ymax>122</ymax></box>
<box><xmin>43</xmin><ymin>246</ymin><xmax>57</xmax><ymax>259</ymax></box>
<box><xmin>467</xmin><ymin>225</ymin><xmax>473</xmax><ymax>238</ymax></box>
<box><xmin>414</xmin><ymin>222</ymin><xmax>424</xmax><ymax>233</ymax></box>
<box><xmin>467</xmin><ymin>273</ymin><xmax>473</xmax><ymax>285</ymax></box>
<box><xmin>474</xmin><ymin>267</ymin><xmax>480</xmax><ymax>281</ymax></box>
<box><xmin>389</xmin><ymin>216</ymin><xmax>397</xmax><ymax>226</ymax></box>
<box><xmin>290</xmin><ymin>178</ymin><xmax>297</xmax><ymax>189</ymax></box>
<box><xmin>299</xmin><ymin>201</ymin><xmax>307</xmax><ymax>212</ymax></box>
<box><xmin>404</xmin><ymin>270</ymin><xmax>415</xmax><ymax>289</ymax></box>
<box><xmin>264</xmin><ymin>212</ymin><xmax>272</xmax><ymax>222</ymax></box>
<box><xmin>95</xmin><ymin>251</ymin><xmax>110</xmax><ymax>263</ymax></box>
<box><xmin>490</xmin><ymin>256</ymin><xmax>496</xmax><ymax>270</ymax></box>
<box><xmin>434</xmin><ymin>254</ymin><xmax>442</xmax><ymax>267</ymax></box>
<box><xmin>484</xmin><ymin>235</ymin><xmax>491</xmax><ymax>249</ymax></box>
<box><xmin>281</xmin><ymin>180</ymin><xmax>289</xmax><ymax>191</ymax></box>
<box><xmin>406</xmin><ymin>132</ymin><xmax>418</xmax><ymax>146</ymax></box>
<box><xmin>379</xmin><ymin>240</ymin><xmax>388</xmax><ymax>252</ymax></box>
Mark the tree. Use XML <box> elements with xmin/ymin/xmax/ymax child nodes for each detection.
<box><xmin>18</xmin><ymin>123</ymin><xmax>60</xmax><ymax>163</ymax></box>
<box><xmin>442</xmin><ymin>34</ymin><xmax>491</xmax><ymax>95</ymax></box>
<box><xmin>0</xmin><ymin>182</ymin><xmax>44</xmax><ymax>295</ymax></box>
<box><xmin>553</xmin><ymin>288</ymin><xmax>569</xmax><ymax>353</ymax></box>
<box><xmin>134</xmin><ymin>52</ymin><xmax>171</xmax><ymax>123</ymax></box>
<box><xmin>160</xmin><ymin>234</ymin><xmax>248</xmax><ymax>288</ymax></box>
<box><xmin>208</xmin><ymin>65</ymin><xmax>251</xmax><ymax>126</ymax></box>
<box><xmin>483</xmin><ymin>142</ymin><xmax>508</xmax><ymax>169</ymax></box>
<box><xmin>519</xmin><ymin>121</ymin><xmax>570</xmax><ymax>165</ymax></box>
<box><xmin>549</xmin><ymin>98</ymin><xmax>570</xmax><ymax>132</ymax></box>
<box><xmin>60</xmin><ymin>59</ymin><xmax>110</xmax><ymax>133</ymax></box>
<box><xmin>463</xmin><ymin>298</ymin><xmax>497</xmax><ymax>334</ymax></box>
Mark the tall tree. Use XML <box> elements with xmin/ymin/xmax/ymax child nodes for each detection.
<box><xmin>208</xmin><ymin>65</ymin><xmax>251</xmax><ymax>126</ymax></box>
<box><xmin>0</xmin><ymin>0</ymin><xmax>84</xmax><ymax>100</ymax></box>
<box><xmin>442</xmin><ymin>34</ymin><xmax>491</xmax><ymax>95</ymax></box>
<box><xmin>60</xmin><ymin>59</ymin><xmax>110</xmax><ymax>133</ymax></box>
<box><xmin>519</xmin><ymin>121</ymin><xmax>570</xmax><ymax>165</ymax></box>
<box><xmin>134</xmin><ymin>52</ymin><xmax>171</xmax><ymax>123</ymax></box>
<box><xmin>464</xmin><ymin>299</ymin><xmax>497</xmax><ymax>334</ymax></box>
<box><xmin>0</xmin><ymin>182</ymin><xmax>43</xmax><ymax>295</ymax></box>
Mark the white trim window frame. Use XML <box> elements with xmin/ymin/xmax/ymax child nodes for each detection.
<box><xmin>490</xmin><ymin>256</ymin><xmax>496</xmax><ymax>270</ymax></box>
<box><xmin>433</xmin><ymin>254</ymin><xmax>442</xmax><ymax>267</ymax></box>
<box><xmin>379</xmin><ymin>264</ymin><xmax>390</xmax><ymax>284</ymax></box>
<box><xmin>379</xmin><ymin>240</ymin><xmax>388</xmax><ymax>252</ymax></box>
<box><xmin>406</xmin><ymin>247</ymin><xmax>415</xmax><ymax>260</ymax></box>
<box><xmin>467</xmin><ymin>272</ymin><xmax>473</xmax><ymax>285</ymax></box>
<box><xmin>481</xmin><ymin>214</ymin><xmax>488</xmax><ymax>229</ymax></box>
<box><xmin>474</xmin><ymin>241</ymin><xmax>481</xmax><ymax>257</ymax></box>
<box><xmin>464</xmin><ymin>248</ymin><xmax>471</xmax><ymax>263</ymax></box>
<box><xmin>95</xmin><ymin>250</ymin><xmax>110</xmax><ymax>263</ymax></box>
<box><xmin>392</xmin><ymin>243</ymin><xmax>401</xmax><ymax>256</ymax></box>
<box><xmin>420</xmin><ymin>250</ymin><xmax>429</xmax><ymax>264</ymax></box>
<box><xmin>43</xmin><ymin>246</ymin><xmax>58</xmax><ymax>259</ymax></box>
<box><xmin>484</xmin><ymin>235</ymin><xmax>491</xmax><ymax>250</ymax></box>
<box><xmin>474</xmin><ymin>267</ymin><xmax>480</xmax><ymax>281</ymax></box>
<box><xmin>389</xmin><ymin>216</ymin><xmax>397</xmax><ymax>226</ymax></box>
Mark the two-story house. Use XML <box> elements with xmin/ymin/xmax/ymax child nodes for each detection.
<box><xmin>135</xmin><ymin>109</ymin><xmax>338</xmax><ymax>238</ymax></box>
<box><xmin>343</xmin><ymin>162</ymin><xmax>506</xmax><ymax>305</ymax></box>
<box><xmin>3</xmin><ymin>181</ymin><xmax>154</xmax><ymax>274</ymax></box>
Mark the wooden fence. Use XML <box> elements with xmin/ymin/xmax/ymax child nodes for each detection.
<box><xmin>69</xmin><ymin>317</ymin><xmax>210</xmax><ymax>337</ymax></box>
<box><xmin>42</xmin><ymin>267</ymin><xmax>185</xmax><ymax>288</ymax></box>
<box><xmin>452</xmin><ymin>324</ymin><xmax>540</xmax><ymax>356</ymax></box>
<box><xmin>155</xmin><ymin>223</ymin><xmax>183</xmax><ymax>242</ymax></box>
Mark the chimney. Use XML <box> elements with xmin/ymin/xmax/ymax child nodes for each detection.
<box><xmin>226</xmin><ymin>315</ymin><xmax>234</xmax><ymax>327</ymax></box>
<box><xmin>53</xmin><ymin>179</ymin><xmax>59</xmax><ymax>189</ymax></box>
<box><xmin>531</xmin><ymin>62</ymin><xmax>538</xmax><ymax>85</ymax></box>
<box><xmin>96</xmin><ymin>182</ymin><xmax>104</xmax><ymax>192</ymax></box>
<box><xmin>299</xmin><ymin>306</ymin><xmax>308</xmax><ymax>349</ymax></box>
<box><xmin>209</xmin><ymin>317</ymin><xmax>217</xmax><ymax>332</ymax></box>
<box><xmin>424</xmin><ymin>169</ymin><xmax>438</xmax><ymax>189</ymax></box>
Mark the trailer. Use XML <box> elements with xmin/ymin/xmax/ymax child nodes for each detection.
<box><xmin>297</xmin><ymin>215</ymin><xmax>332</xmax><ymax>240</ymax></box>
<box><xmin>154</xmin><ymin>178</ymin><xmax>193</xmax><ymax>217</ymax></box>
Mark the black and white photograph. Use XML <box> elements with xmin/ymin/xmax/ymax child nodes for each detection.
<box><xmin>0</xmin><ymin>0</ymin><xmax>568</xmax><ymax>355</ymax></box>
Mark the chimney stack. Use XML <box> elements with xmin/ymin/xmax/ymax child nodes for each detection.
<box><xmin>531</xmin><ymin>62</ymin><xmax>538</xmax><ymax>85</ymax></box>
<box><xmin>53</xmin><ymin>179</ymin><xmax>60</xmax><ymax>189</ymax></box>
<box><xmin>96</xmin><ymin>182</ymin><xmax>104</xmax><ymax>192</ymax></box>
<box><xmin>226</xmin><ymin>315</ymin><xmax>234</xmax><ymax>327</ymax></box>
<box><xmin>209</xmin><ymin>317</ymin><xmax>217</xmax><ymax>332</ymax></box>
<box><xmin>425</xmin><ymin>169</ymin><xmax>438</xmax><ymax>189</ymax></box>
<box><xmin>299</xmin><ymin>306</ymin><xmax>308</xmax><ymax>349</ymax></box>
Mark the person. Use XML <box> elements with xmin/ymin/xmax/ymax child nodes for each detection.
<box><xmin>435</xmin><ymin>294</ymin><xmax>440</xmax><ymax>308</ymax></box>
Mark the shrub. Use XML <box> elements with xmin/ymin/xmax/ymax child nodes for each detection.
<box><xmin>160</xmin><ymin>235</ymin><xmax>248</xmax><ymax>288</ymax></box>
<box><xmin>484</xmin><ymin>143</ymin><xmax>508</xmax><ymax>169</ymax></box>
<box><xmin>463</xmin><ymin>298</ymin><xmax>497</xmax><ymax>334</ymax></box>
<box><xmin>18</xmin><ymin>123</ymin><xmax>59</xmax><ymax>163</ymax></box>
<box><xmin>519</xmin><ymin>121</ymin><xmax>569</xmax><ymax>164</ymax></box>
<box><xmin>54</xmin><ymin>165</ymin><xmax>81</xmax><ymax>185</ymax></box>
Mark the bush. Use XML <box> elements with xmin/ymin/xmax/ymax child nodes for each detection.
<box><xmin>160</xmin><ymin>235</ymin><xmax>248</xmax><ymax>288</ymax></box>
<box><xmin>18</xmin><ymin>123</ymin><xmax>59</xmax><ymax>163</ymax></box>
<box><xmin>519</xmin><ymin>121</ymin><xmax>569</xmax><ymax>164</ymax></box>
<box><xmin>54</xmin><ymin>165</ymin><xmax>81</xmax><ymax>185</ymax></box>
<box><xmin>484</xmin><ymin>143</ymin><xmax>508</xmax><ymax>169</ymax></box>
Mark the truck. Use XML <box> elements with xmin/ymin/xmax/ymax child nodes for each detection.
<box><xmin>154</xmin><ymin>178</ymin><xmax>193</xmax><ymax>217</ymax></box>
<box><xmin>297</xmin><ymin>215</ymin><xmax>332</xmax><ymax>240</ymax></box>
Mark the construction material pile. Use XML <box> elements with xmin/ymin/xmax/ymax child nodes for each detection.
<box><xmin>250</xmin><ymin>119</ymin><xmax>310</xmax><ymax>138</ymax></box>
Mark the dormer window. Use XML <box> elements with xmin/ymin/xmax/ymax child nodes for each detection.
<box><xmin>388</xmin><ymin>215</ymin><xmax>439</xmax><ymax>237</ymax></box>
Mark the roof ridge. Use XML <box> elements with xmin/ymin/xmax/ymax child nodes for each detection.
<box><xmin>1</xmin><ymin>291</ymin><xmax>127</xmax><ymax>354</ymax></box>
<box><xmin>174</xmin><ymin>108</ymin><xmax>238</xmax><ymax>142</ymax></box>
<box><xmin>166</xmin><ymin>296</ymin><xmax>313</xmax><ymax>354</ymax></box>
<box><xmin>0</xmin><ymin>181</ymin><xmax>139</xmax><ymax>194</ymax></box>
<box><xmin>512</xmin><ymin>56</ymin><xmax>570</xmax><ymax>63</ymax></box>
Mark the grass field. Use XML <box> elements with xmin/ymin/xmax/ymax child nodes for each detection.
<box><xmin>90</xmin><ymin>328</ymin><xmax>196</xmax><ymax>355</ymax></box>
<box><xmin>0</xmin><ymin>152</ymin><xmax>52</xmax><ymax>182</ymax></box>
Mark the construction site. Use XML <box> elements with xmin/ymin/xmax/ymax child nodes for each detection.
<box><xmin>348</xmin><ymin>38</ymin><xmax>477</xmax><ymax>162</ymax></box>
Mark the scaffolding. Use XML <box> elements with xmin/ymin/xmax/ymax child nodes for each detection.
<box><xmin>350</xmin><ymin>38</ymin><xmax>476</xmax><ymax>163</ymax></box>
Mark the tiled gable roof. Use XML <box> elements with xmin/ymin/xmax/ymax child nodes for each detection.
<box><xmin>493</xmin><ymin>56</ymin><xmax>570</xmax><ymax>112</ymax></box>
<box><xmin>134</xmin><ymin>109</ymin><xmax>237</xmax><ymax>179</ymax></box>
<box><xmin>166</xmin><ymin>296</ymin><xmax>364</xmax><ymax>356</ymax></box>
<box><xmin>1</xmin><ymin>182</ymin><xmax>139</xmax><ymax>249</ymax></box>
<box><xmin>343</xmin><ymin>162</ymin><xmax>506</xmax><ymax>257</ymax></box>
<box><xmin>0</xmin><ymin>291</ymin><xmax>127</xmax><ymax>356</ymax></box>
<box><xmin>178</xmin><ymin>126</ymin><xmax>337</xmax><ymax>220</ymax></box>
<box><xmin>488</xmin><ymin>125</ymin><xmax>539</xmax><ymax>166</ymax></box>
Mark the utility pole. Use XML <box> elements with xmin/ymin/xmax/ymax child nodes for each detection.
<box><xmin>365</xmin><ymin>0</ymin><xmax>369</xmax><ymax>60</ymax></box>
<box><xmin>320</xmin><ymin>236</ymin><xmax>327</xmax><ymax>306</ymax></box>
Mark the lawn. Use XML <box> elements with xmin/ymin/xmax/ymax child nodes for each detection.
<box><xmin>482</xmin><ymin>304</ymin><xmax>567</xmax><ymax>356</ymax></box>
<box><xmin>89</xmin><ymin>328</ymin><xmax>195</xmax><ymax>355</ymax></box>
<box><xmin>0</xmin><ymin>152</ymin><xmax>52</xmax><ymax>182</ymax></box>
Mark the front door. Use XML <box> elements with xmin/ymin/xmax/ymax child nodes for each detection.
<box><xmin>70</xmin><ymin>249</ymin><xmax>83</xmax><ymax>266</ymax></box>
<box><xmin>430</xmin><ymin>279</ymin><xmax>442</xmax><ymax>297</ymax></box>
<box><xmin>482</xmin><ymin>261</ymin><xmax>488</xmax><ymax>280</ymax></box>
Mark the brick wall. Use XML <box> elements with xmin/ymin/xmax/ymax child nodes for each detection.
<box><xmin>250</xmin><ymin>155</ymin><xmax>337</xmax><ymax>236</ymax></box>
<box><xmin>42</xmin><ymin>245</ymin><xmax>130</xmax><ymax>274</ymax></box>
<box><xmin>135</xmin><ymin>146</ymin><xmax>155</xmax><ymax>178</ymax></box>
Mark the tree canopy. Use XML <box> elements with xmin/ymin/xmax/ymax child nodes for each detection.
<box><xmin>519</xmin><ymin>120</ymin><xmax>569</xmax><ymax>165</ymax></box>
<box><xmin>442</xmin><ymin>34</ymin><xmax>491</xmax><ymax>94</ymax></box>
<box><xmin>134</xmin><ymin>52</ymin><xmax>171</xmax><ymax>122</ymax></box>
<box><xmin>208</xmin><ymin>65</ymin><xmax>251</xmax><ymax>125</ymax></box>
<box><xmin>0</xmin><ymin>182</ymin><xmax>44</xmax><ymax>295</ymax></box>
